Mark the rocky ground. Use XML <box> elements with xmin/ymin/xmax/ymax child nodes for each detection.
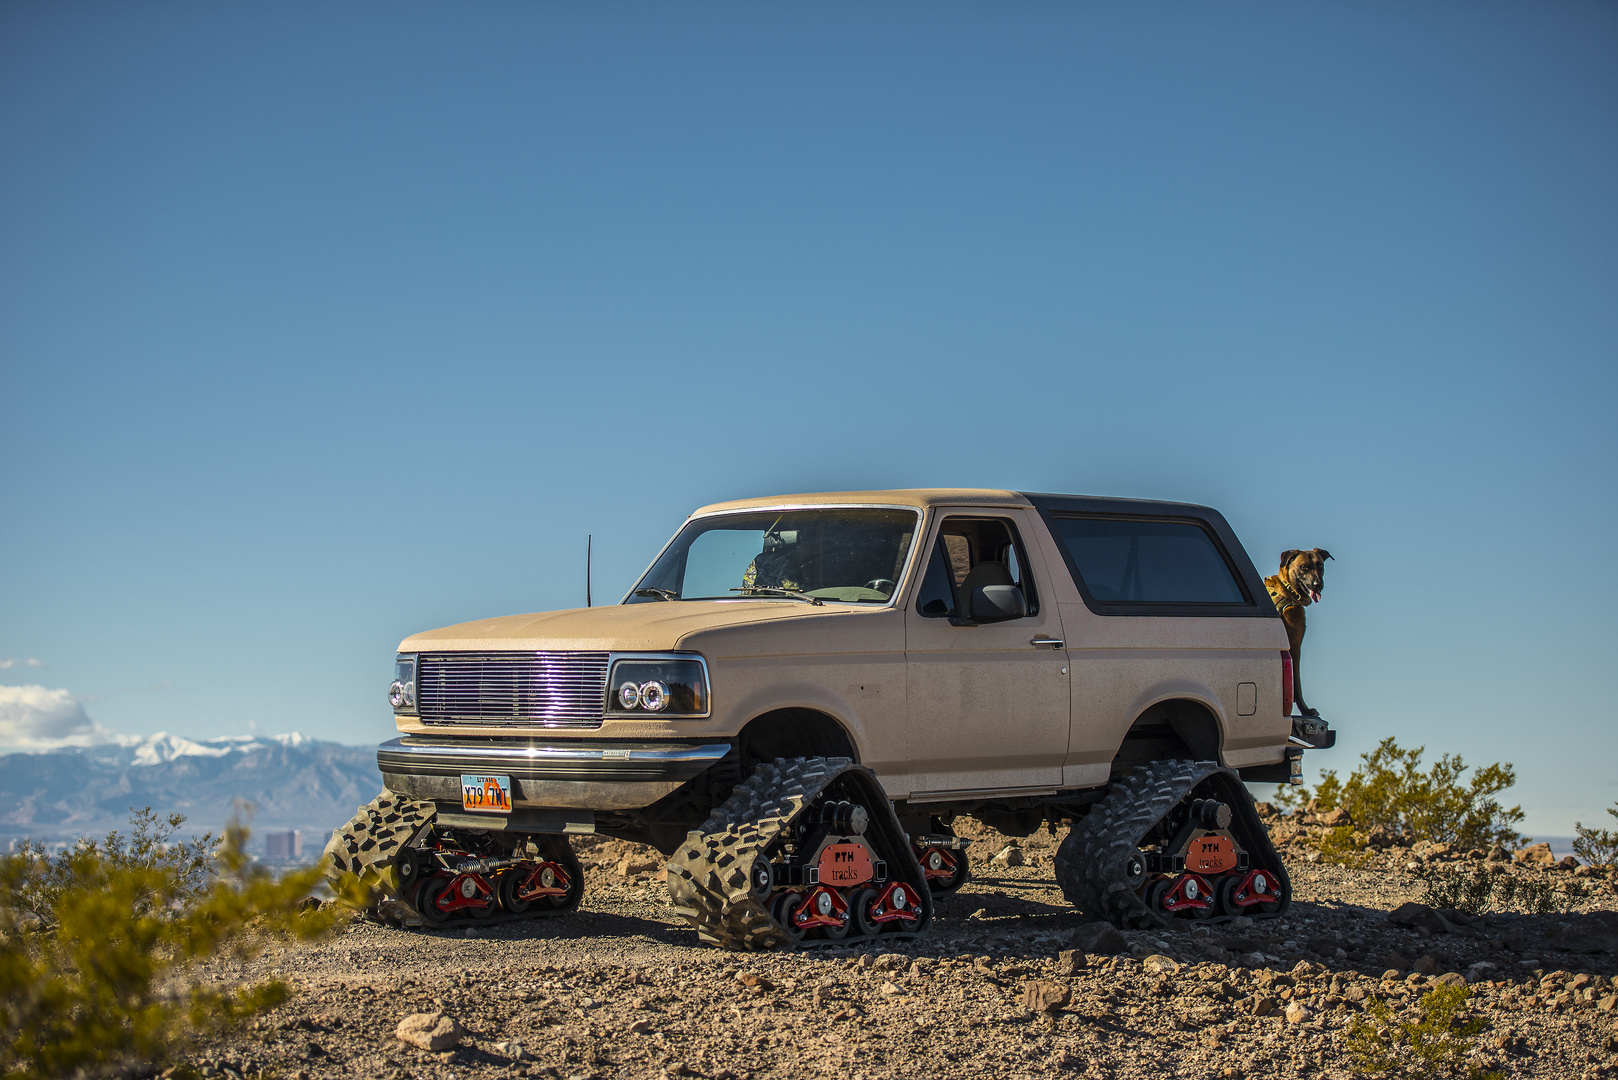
<box><xmin>185</xmin><ymin>815</ymin><xmax>1618</xmax><ymax>1080</ymax></box>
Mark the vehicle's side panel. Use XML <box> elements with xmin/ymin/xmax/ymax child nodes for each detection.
<box><xmin>1028</xmin><ymin>513</ymin><xmax>1294</xmax><ymax>783</ymax></box>
<box><xmin>677</xmin><ymin>609</ymin><xmax>912</xmax><ymax>793</ymax></box>
<box><xmin>903</xmin><ymin>507</ymin><xmax>1072</xmax><ymax>797</ymax></box>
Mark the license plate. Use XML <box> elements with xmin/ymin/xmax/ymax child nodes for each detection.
<box><xmin>461</xmin><ymin>774</ymin><xmax>512</xmax><ymax>813</ymax></box>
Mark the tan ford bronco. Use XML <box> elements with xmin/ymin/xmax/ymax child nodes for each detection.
<box><xmin>326</xmin><ymin>489</ymin><xmax>1335</xmax><ymax>948</ymax></box>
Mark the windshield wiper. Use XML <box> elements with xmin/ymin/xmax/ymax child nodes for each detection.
<box><xmin>728</xmin><ymin>586</ymin><xmax>824</xmax><ymax>606</ymax></box>
<box><xmin>633</xmin><ymin>588</ymin><xmax>678</xmax><ymax>601</ymax></box>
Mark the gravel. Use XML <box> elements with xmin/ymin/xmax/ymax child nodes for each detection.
<box><xmin>186</xmin><ymin>822</ymin><xmax>1618</xmax><ymax>1080</ymax></box>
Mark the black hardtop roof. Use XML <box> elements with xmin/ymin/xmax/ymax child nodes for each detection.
<box><xmin>1018</xmin><ymin>492</ymin><xmax>1224</xmax><ymax>518</ymax></box>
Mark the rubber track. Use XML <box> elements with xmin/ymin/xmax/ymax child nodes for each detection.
<box><xmin>322</xmin><ymin>789</ymin><xmax>437</xmax><ymax>919</ymax></box>
<box><xmin>1052</xmin><ymin>760</ymin><xmax>1291</xmax><ymax>929</ymax></box>
<box><xmin>665</xmin><ymin>756</ymin><xmax>930</xmax><ymax>951</ymax></box>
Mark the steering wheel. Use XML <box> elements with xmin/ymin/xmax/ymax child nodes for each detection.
<box><xmin>864</xmin><ymin>579</ymin><xmax>897</xmax><ymax>593</ymax></box>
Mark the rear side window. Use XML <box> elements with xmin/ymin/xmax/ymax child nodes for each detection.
<box><xmin>1047</xmin><ymin>516</ymin><xmax>1246</xmax><ymax>605</ymax></box>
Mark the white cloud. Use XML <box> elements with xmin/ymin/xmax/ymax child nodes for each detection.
<box><xmin>0</xmin><ymin>684</ymin><xmax>121</xmax><ymax>751</ymax></box>
<box><xmin>0</xmin><ymin>658</ymin><xmax>44</xmax><ymax>671</ymax></box>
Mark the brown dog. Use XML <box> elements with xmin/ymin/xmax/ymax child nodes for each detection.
<box><xmin>1264</xmin><ymin>548</ymin><xmax>1333</xmax><ymax>718</ymax></box>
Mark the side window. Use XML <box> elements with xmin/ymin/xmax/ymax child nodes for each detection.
<box><xmin>1047</xmin><ymin>515</ymin><xmax>1246</xmax><ymax>605</ymax></box>
<box><xmin>915</xmin><ymin>539</ymin><xmax>957</xmax><ymax>617</ymax></box>
<box><xmin>915</xmin><ymin>516</ymin><xmax>1038</xmax><ymax>618</ymax></box>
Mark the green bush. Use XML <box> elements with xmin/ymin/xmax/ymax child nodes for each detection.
<box><xmin>1572</xmin><ymin>802</ymin><xmax>1618</xmax><ymax>867</ymax></box>
<box><xmin>0</xmin><ymin>808</ymin><xmax>345</xmax><ymax>1079</ymax></box>
<box><xmin>1278</xmin><ymin>737</ymin><xmax>1525</xmax><ymax>850</ymax></box>
<box><xmin>1414</xmin><ymin>863</ymin><xmax>1588</xmax><ymax>916</ymax></box>
<box><xmin>1346</xmin><ymin>983</ymin><xmax>1500</xmax><ymax>1079</ymax></box>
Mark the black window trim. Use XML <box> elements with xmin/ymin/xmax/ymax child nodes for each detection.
<box><xmin>1034</xmin><ymin>507</ymin><xmax>1273</xmax><ymax>618</ymax></box>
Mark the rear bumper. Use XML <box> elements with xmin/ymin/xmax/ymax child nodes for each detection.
<box><xmin>377</xmin><ymin>735</ymin><xmax>732</xmax><ymax>812</ymax></box>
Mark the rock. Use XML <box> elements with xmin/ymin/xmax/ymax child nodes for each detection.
<box><xmin>879</xmin><ymin>980</ymin><xmax>903</xmax><ymax>996</ymax></box>
<box><xmin>1291</xmin><ymin>959</ymin><xmax>1324</xmax><ymax>977</ymax></box>
<box><xmin>1597</xmin><ymin>993</ymin><xmax>1616</xmax><ymax>1013</ymax></box>
<box><xmin>629</xmin><ymin>1019</ymin><xmax>655</xmax><ymax>1035</ymax></box>
<box><xmin>1254</xmin><ymin>802</ymin><xmax>1278</xmax><ymax>820</ymax></box>
<box><xmin>735</xmin><ymin>971</ymin><xmax>773</xmax><ymax>990</ymax></box>
<box><xmin>1432</xmin><ymin>972</ymin><xmax>1467</xmax><ymax>988</ymax></box>
<box><xmin>873</xmin><ymin>953</ymin><xmax>908</xmax><ymax>971</ymax></box>
<box><xmin>1143</xmin><ymin>954</ymin><xmax>1180</xmax><ymax>976</ymax></box>
<box><xmin>616</xmin><ymin>853</ymin><xmax>660</xmax><ymax>877</ymax></box>
<box><xmin>1557</xmin><ymin>855</ymin><xmax>1580</xmax><ymax>871</ymax></box>
<box><xmin>1070</xmin><ymin>922</ymin><xmax>1128</xmax><ymax>956</ymax></box>
<box><xmin>1284</xmin><ymin>1002</ymin><xmax>1312</xmax><ymax>1024</ymax></box>
<box><xmin>1021</xmin><ymin>979</ymin><xmax>1072</xmax><ymax>1013</ymax></box>
<box><xmin>1250</xmin><ymin>994</ymin><xmax>1278</xmax><ymax>1016</ymax></box>
<box><xmin>1514</xmin><ymin>843</ymin><xmax>1555</xmax><ymax>867</ymax></box>
<box><xmin>1486</xmin><ymin>843</ymin><xmax>1511</xmax><ymax>863</ymax></box>
<box><xmin>1366</xmin><ymin>825</ymin><xmax>1398</xmax><ymax>849</ymax></box>
<box><xmin>1345</xmin><ymin>984</ymin><xmax>1369</xmax><ymax>1003</ymax></box>
<box><xmin>1547</xmin><ymin>911</ymin><xmax>1618</xmax><ymax>954</ymax></box>
<box><xmin>990</xmin><ymin>844</ymin><xmax>1025</xmax><ymax>867</ymax></box>
<box><xmin>395</xmin><ymin>1012</ymin><xmax>465</xmax><ymax>1052</ymax></box>
<box><xmin>1057</xmin><ymin>949</ymin><xmax>1087</xmax><ymax>976</ymax></box>
<box><xmin>1320</xmin><ymin>807</ymin><xmax>1352</xmax><ymax>827</ymax></box>
<box><xmin>1390</xmin><ymin>902</ymin><xmax>1453</xmax><ymax>935</ymax></box>
<box><xmin>1414</xmin><ymin>955</ymin><xmax>1442</xmax><ymax>976</ymax></box>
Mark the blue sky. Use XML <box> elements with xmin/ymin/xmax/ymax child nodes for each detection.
<box><xmin>2</xmin><ymin>2</ymin><xmax>1614</xmax><ymax>835</ymax></box>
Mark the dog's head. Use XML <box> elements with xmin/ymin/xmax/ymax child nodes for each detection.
<box><xmin>1279</xmin><ymin>548</ymin><xmax>1333</xmax><ymax>604</ymax></box>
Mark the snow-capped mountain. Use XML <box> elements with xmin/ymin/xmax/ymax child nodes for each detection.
<box><xmin>0</xmin><ymin>732</ymin><xmax>382</xmax><ymax>850</ymax></box>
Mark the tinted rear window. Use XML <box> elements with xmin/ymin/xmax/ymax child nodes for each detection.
<box><xmin>1047</xmin><ymin>516</ymin><xmax>1246</xmax><ymax>604</ymax></box>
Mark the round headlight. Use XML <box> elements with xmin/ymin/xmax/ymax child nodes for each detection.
<box><xmin>637</xmin><ymin>680</ymin><xmax>671</xmax><ymax>712</ymax></box>
<box><xmin>388</xmin><ymin>680</ymin><xmax>409</xmax><ymax>709</ymax></box>
<box><xmin>618</xmin><ymin>681</ymin><xmax>642</xmax><ymax>710</ymax></box>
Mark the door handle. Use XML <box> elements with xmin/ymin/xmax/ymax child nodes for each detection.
<box><xmin>1030</xmin><ymin>636</ymin><xmax>1065</xmax><ymax>650</ymax></box>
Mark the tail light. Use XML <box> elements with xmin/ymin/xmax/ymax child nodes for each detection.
<box><xmin>1280</xmin><ymin>652</ymin><xmax>1294</xmax><ymax>717</ymax></box>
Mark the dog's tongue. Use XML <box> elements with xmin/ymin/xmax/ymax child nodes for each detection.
<box><xmin>1310</xmin><ymin>589</ymin><xmax>1321</xmax><ymax>603</ymax></box>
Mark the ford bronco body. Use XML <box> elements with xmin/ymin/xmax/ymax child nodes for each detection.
<box><xmin>326</xmin><ymin>489</ymin><xmax>1335</xmax><ymax>947</ymax></box>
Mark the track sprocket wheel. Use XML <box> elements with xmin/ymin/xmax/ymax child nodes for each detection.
<box><xmin>664</xmin><ymin>756</ymin><xmax>930</xmax><ymax>951</ymax></box>
<box><xmin>1052</xmin><ymin>759</ymin><xmax>1290</xmax><ymax>929</ymax></box>
<box><xmin>322</xmin><ymin>789</ymin><xmax>437</xmax><ymax>919</ymax></box>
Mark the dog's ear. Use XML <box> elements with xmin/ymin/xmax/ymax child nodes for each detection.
<box><xmin>1279</xmin><ymin>549</ymin><xmax>1303</xmax><ymax>569</ymax></box>
<box><xmin>1316</xmin><ymin>549</ymin><xmax>1334</xmax><ymax>562</ymax></box>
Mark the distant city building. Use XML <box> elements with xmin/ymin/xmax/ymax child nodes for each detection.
<box><xmin>265</xmin><ymin>830</ymin><xmax>303</xmax><ymax>859</ymax></box>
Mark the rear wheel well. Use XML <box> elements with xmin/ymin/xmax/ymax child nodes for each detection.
<box><xmin>738</xmin><ymin>708</ymin><xmax>858</xmax><ymax>768</ymax></box>
<box><xmin>1112</xmin><ymin>699</ymin><xmax>1223</xmax><ymax>774</ymax></box>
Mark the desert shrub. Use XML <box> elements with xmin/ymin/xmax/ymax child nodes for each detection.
<box><xmin>1316</xmin><ymin>825</ymin><xmax>1374</xmax><ymax>868</ymax></box>
<box><xmin>0</xmin><ymin>808</ymin><xmax>346</xmax><ymax>1079</ymax></box>
<box><xmin>1414</xmin><ymin>864</ymin><xmax>1587</xmax><ymax>916</ymax></box>
<box><xmin>1573</xmin><ymin>802</ymin><xmax>1618</xmax><ymax>867</ymax></box>
<box><xmin>1415</xmin><ymin>865</ymin><xmax>1497</xmax><ymax>916</ymax></box>
<box><xmin>1278</xmin><ymin>737</ymin><xmax>1524</xmax><ymax>850</ymax></box>
<box><xmin>1346</xmin><ymin>983</ymin><xmax>1500</xmax><ymax>1079</ymax></box>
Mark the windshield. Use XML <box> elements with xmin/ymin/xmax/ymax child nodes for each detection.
<box><xmin>627</xmin><ymin>508</ymin><xmax>919</xmax><ymax>604</ymax></box>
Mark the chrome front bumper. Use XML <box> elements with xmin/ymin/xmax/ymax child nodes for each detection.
<box><xmin>376</xmin><ymin>735</ymin><xmax>733</xmax><ymax>812</ymax></box>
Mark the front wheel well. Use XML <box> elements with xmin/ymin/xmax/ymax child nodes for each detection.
<box><xmin>738</xmin><ymin>708</ymin><xmax>859</xmax><ymax>768</ymax></box>
<box><xmin>1112</xmin><ymin>699</ymin><xmax>1223</xmax><ymax>773</ymax></box>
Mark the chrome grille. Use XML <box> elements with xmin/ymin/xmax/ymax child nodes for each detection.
<box><xmin>417</xmin><ymin>652</ymin><xmax>609</xmax><ymax>728</ymax></box>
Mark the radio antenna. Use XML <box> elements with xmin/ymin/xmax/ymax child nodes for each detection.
<box><xmin>586</xmin><ymin>534</ymin><xmax>593</xmax><ymax>608</ymax></box>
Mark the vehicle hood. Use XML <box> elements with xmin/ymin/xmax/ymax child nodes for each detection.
<box><xmin>398</xmin><ymin>602</ymin><xmax>835</xmax><ymax>654</ymax></box>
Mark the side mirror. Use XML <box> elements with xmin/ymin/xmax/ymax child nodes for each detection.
<box><xmin>970</xmin><ymin>584</ymin><xmax>1027</xmax><ymax>622</ymax></box>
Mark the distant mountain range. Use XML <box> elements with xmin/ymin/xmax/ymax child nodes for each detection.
<box><xmin>0</xmin><ymin>733</ymin><xmax>383</xmax><ymax>853</ymax></box>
